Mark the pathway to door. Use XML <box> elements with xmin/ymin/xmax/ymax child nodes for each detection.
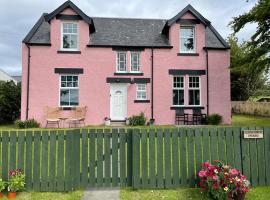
<box><xmin>81</xmin><ymin>188</ymin><xmax>120</xmax><ymax>200</ymax></box>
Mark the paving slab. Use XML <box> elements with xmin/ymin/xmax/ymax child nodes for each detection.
<box><xmin>81</xmin><ymin>188</ymin><xmax>120</xmax><ymax>200</ymax></box>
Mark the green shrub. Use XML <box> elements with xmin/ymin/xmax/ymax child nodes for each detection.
<box><xmin>15</xmin><ymin>119</ymin><xmax>40</xmax><ymax>129</ymax></box>
<box><xmin>206</xmin><ymin>114</ymin><xmax>222</xmax><ymax>125</ymax></box>
<box><xmin>128</xmin><ymin>112</ymin><xmax>146</xmax><ymax>126</ymax></box>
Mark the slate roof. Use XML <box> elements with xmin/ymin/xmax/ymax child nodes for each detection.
<box><xmin>23</xmin><ymin>1</ymin><xmax>229</xmax><ymax>49</ymax></box>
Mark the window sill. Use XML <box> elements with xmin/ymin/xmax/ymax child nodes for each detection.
<box><xmin>114</xmin><ymin>72</ymin><xmax>144</xmax><ymax>76</ymax></box>
<box><xmin>60</xmin><ymin>107</ymin><xmax>77</xmax><ymax>111</ymax></box>
<box><xmin>170</xmin><ymin>106</ymin><xmax>204</xmax><ymax>110</ymax></box>
<box><xmin>177</xmin><ymin>53</ymin><xmax>199</xmax><ymax>56</ymax></box>
<box><xmin>57</xmin><ymin>50</ymin><xmax>81</xmax><ymax>54</ymax></box>
<box><xmin>134</xmin><ymin>100</ymin><xmax>150</xmax><ymax>103</ymax></box>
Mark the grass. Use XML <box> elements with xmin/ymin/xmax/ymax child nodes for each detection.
<box><xmin>0</xmin><ymin>191</ymin><xmax>83</xmax><ymax>200</ymax></box>
<box><xmin>232</xmin><ymin>114</ymin><xmax>270</xmax><ymax>126</ymax></box>
<box><xmin>121</xmin><ymin>186</ymin><xmax>270</xmax><ymax>200</ymax></box>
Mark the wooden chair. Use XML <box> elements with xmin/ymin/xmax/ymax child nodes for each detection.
<box><xmin>44</xmin><ymin>107</ymin><xmax>61</xmax><ymax>128</ymax></box>
<box><xmin>175</xmin><ymin>109</ymin><xmax>188</xmax><ymax>125</ymax></box>
<box><xmin>69</xmin><ymin>106</ymin><xmax>87</xmax><ymax>128</ymax></box>
<box><xmin>192</xmin><ymin>108</ymin><xmax>206</xmax><ymax>125</ymax></box>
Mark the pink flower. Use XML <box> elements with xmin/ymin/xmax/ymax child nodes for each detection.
<box><xmin>203</xmin><ymin>161</ymin><xmax>211</xmax><ymax>169</ymax></box>
<box><xmin>230</xmin><ymin>169</ymin><xmax>239</xmax><ymax>175</ymax></box>
<box><xmin>198</xmin><ymin>170</ymin><xmax>207</xmax><ymax>177</ymax></box>
<box><xmin>213</xmin><ymin>175</ymin><xmax>219</xmax><ymax>181</ymax></box>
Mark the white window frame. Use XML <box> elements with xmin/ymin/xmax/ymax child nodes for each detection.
<box><xmin>172</xmin><ymin>76</ymin><xmax>185</xmax><ymax>106</ymax></box>
<box><xmin>61</xmin><ymin>21</ymin><xmax>79</xmax><ymax>51</ymax></box>
<box><xmin>188</xmin><ymin>76</ymin><xmax>201</xmax><ymax>106</ymax></box>
<box><xmin>136</xmin><ymin>84</ymin><xmax>147</xmax><ymax>100</ymax></box>
<box><xmin>116</xmin><ymin>51</ymin><xmax>127</xmax><ymax>73</ymax></box>
<box><xmin>130</xmin><ymin>52</ymin><xmax>141</xmax><ymax>73</ymax></box>
<box><xmin>59</xmin><ymin>74</ymin><xmax>79</xmax><ymax>107</ymax></box>
<box><xmin>180</xmin><ymin>25</ymin><xmax>196</xmax><ymax>53</ymax></box>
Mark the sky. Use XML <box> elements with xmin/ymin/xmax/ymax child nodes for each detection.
<box><xmin>0</xmin><ymin>0</ymin><xmax>257</xmax><ymax>75</ymax></box>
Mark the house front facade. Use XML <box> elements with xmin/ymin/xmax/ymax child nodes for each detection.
<box><xmin>21</xmin><ymin>1</ymin><xmax>231</xmax><ymax>126</ymax></box>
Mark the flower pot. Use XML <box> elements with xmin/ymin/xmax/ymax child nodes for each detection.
<box><xmin>7</xmin><ymin>192</ymin><xmax>16</xmax><ymax>199</ymax></box>
<box><xmin>227</xmin><ymin>193</ymin><xmax>246</xmax><ymax>200</ymax></box>
<box><xmin>0</xmin><ymin>192</ymin><xmax>4</xmax><ymax>198</ymax></box>
<box><xmin>105</xmin><ymin>120</ymin><xmax>110</xmax><ymax>126</ymax></box>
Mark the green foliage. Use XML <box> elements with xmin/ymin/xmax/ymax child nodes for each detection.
<box><xmin>229</xmin><ymin>36</ymin><xmax>268</xmax><ymax>100</ymax></box>
<box><xmin>8</xmin><ymin>169</ymin><xmax>25</xmax><ymax>192</ymax></box>
<box><xmin>230</xmin><ymin>0</ymin><xmax>270</xmax><ymax>68</ymax></box>
<box><xmin>15</xmin><ymin>119</ymin><xmax>40</xmax><ymax>129</ymax></box>
<box><xmin>0</xmin><ymin>178</ymin><xmax>6</xmax><ymax>192</ymax></box>
<box><xmin>0</xmin><ymin>81</ymin><xmax>21</xmax><ymax>124</ymax></box>
<box><xmin>206</xmin><ymin>114</ymin><xmax>222</xmax><ymax>125</ymax></box>
<box><xmin>128</xmin><ymin>112</ymin><xmax>146</xmax><ymax>126</ymax></box>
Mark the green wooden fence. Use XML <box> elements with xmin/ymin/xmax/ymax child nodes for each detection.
<box><xmin>0</xmin><ymin>127</ymin><xmax>269</xmax><ymax>191</ymax></box>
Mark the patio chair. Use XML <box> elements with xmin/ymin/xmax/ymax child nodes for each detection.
<box><xmin>44</xmin><ymin>107</ymin><xmax>61</xmax><ymax>128</ymax></box>
<box><xmin>192</xmin><ymin>108</ymin><xmax>206</xmax><ymax>125</ymax></box>
<box><xmin>68</xmin><ymin>106</ymin><xmax>87</xmax><ymax>128</ymax></box>
<box><xmin>175</xmin><ymin>109</ymin><xmax>188</xmax><ymax>125</ymax></box>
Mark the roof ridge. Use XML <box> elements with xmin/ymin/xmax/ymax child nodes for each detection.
<box><xmin>92</xmin><ymin>16</ymin><xmax>167</xmax><ymax>21</ymax></box>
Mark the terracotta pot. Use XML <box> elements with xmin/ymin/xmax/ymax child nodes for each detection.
<box><xmin>227</xmin><ymin>193</ymin><xmax>246</xmax><ymax>200</ymax></box>
<box><xmin>7</xmin><ymin>192</ymin><xmax>16</xmax><ymax>199</ymax></box>
<box><xmin>0</xmin><ymin>192</ymin><xmax>4</xmax><ymax>198</ymax></box>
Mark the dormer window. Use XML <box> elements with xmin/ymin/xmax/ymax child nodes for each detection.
<box><xmin>62</xmin><ymin>22</ymin><xmax>78</xmax><ymax>50</ymax></box>
<box><xmin>180</xmin><ymin>26</ymin><xmax>195</xmax><ymax>53</ymax></box>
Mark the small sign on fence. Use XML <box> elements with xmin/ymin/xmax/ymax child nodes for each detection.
<box><xmin>243</xmin><ymin>130</ymin><xmax>264</xmax><ymax>139</ymax></box>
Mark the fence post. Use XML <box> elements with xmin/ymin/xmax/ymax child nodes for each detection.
<box><xmin>132</xmin><ymin>129</ymin><xmax>140</xmax><ymax>189</ymax></box>
<box><xmin>127</xmin><ymin>129</ymin><xmax>133</xmax><ymax>187</ymax></box>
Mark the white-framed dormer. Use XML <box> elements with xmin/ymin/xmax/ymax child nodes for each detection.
<box><xmin>179</xmin><ymin>25</ymin><xmax>196</xmax><ymax>53</ymax></box>
<box><xmin>61</xmin><ymin>21</ymin><xmax>79</xmax><ymax>51</ymax></box>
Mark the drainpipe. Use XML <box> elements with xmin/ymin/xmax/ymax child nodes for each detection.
<box><xmin>150</xmin><ymin>48</ymin><xmax>154</xmax><ymax>124</ymax></box>
<box><xmin>26</xmin><ymin>44</ymin><xmax>31</xmax><ymax>120</ymax></box>
<box><xmin>205</xmin><ymin>49</ymin><xmax>209</xmax><ymax>115</ymax></box>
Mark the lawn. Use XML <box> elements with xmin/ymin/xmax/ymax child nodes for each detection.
<box><xmin>0</xmin><ymin>191</ymin><xmax>83</xmax><ymax>200</ymax></box>
<box><xmin>121</xmin><ymin>186</ymin><xmax>270</xmax><ymax>200</ymax></box>
<box><xmin>232</xmin><ymin>114</ymin><xmax>270</xmax><ymax>126</ymax></box>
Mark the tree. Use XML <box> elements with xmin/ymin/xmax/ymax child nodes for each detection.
<box><xmin>229</xmin><ymin>36</ymin><xmax>267</xmax><ymax>100</ymax></box>
<box><xmin>230</xmin><ymin>0</ymin><xmax>270</xmax><ymax>68</ymax></box>
<box><xmin>0</xmin><ymin>81</ymin><xmax>21</xmax><ymax>123</ymax></box>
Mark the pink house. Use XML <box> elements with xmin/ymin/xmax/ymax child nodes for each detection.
<box><xmin>21</xmin><ymin>1</ymin><xmax>231</xmax><ymax>126</ymax></box>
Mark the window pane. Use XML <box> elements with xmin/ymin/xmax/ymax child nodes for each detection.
<box><xmin>189</xmin><ymin>90</ymin><xmax>200</xmax><ymax>105</ymax></box>
<box><xmin>63</xmin><ymin>35</ymin><xmax>70</xmax><ymax>48</ymax></box>
<box><xmin>173</xmin><ymin>89</ymin><xmax>184</xmax><ymax>105</ymax></box>
<box><xmin>131</xmin><ymin>52</ymin><xmax>140</xmax><ymax>71</ymax></box>
<box><xmin>117</xmin><ymin>52</ymin><xmax>126</xmax><ymax>71</ymax></box>
<box><xmin>180</xmin><ymin>27</ymin><xmax>195</xmax><ymax>52</ymax></box>
<box><xmin>60</xmin><ymin>89</ymin><xmax>70</xmax><ymax>106</ymax></box>
<box><xmin>173</xmin><ymin>76</ymin><xmax>184</xmax><ymax>88</ymax></box>
<box><xmin>181</xmin><ymin>27</ymin><xmax>194</xmax><ymax>38</ymax></box>
<box><xmin>70</xmin><ymin>89</ymin><xmax>79</xmax><ymax>106</ymax></box>
<box><xmin>70</xmin><ymin>35</ymin><xmax>77</xmax><ymax>49</ymax></box>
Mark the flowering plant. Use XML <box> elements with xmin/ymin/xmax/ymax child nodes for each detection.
<box><xmin>0</xmin><ymin>178</ymin><xmax>6</xmax><ymax>192</ymax></box>
<box><xmin>8</xmin><ymin>169</ymin><xmax>25</xmax><ymax>192</ymax></box>
<box><xmin>198</xmin><ymin>161</ymin><xmax>250</xmax><ymax>200</ymax></box>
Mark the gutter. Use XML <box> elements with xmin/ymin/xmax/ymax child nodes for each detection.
<box><xmin>205</xmin><ymin>49</ymin><xmax>209</xmax><ymax>115</ymax></box>
<box><xmin>26</xmin><ymin>44</ymin><xmax>31</xmax><ymax>120</ymax></box>
<box><xmin>150</xmin><ymin>48</ymin><xmax>154</xmax><ymax>124</ymax></box>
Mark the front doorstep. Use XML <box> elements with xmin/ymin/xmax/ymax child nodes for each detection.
<box><xmin>110</xmin><ymin>120</ymin><xmax>126</xmax><ymax>126</ymax></box>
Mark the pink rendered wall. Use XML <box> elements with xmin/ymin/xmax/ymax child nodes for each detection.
<box><xmin>21</xmin><ymin>8</ymin><xmax>231</xmax><ymax>126</ymax></box>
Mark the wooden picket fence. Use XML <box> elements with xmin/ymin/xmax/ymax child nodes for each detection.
<box><xmin>0</xmin><ymin>127</ymin><xmax>269</xmax><ymax>191</ymax></box>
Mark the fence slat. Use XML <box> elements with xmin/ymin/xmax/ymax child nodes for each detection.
<box><xmin>2</xmin><ymin>131</ymin><xmax>9</xmax><ymax>182</ymax></box>
<box><xmin>25</xmin><ymin>131</ymin><xmax>33</xmax><ymax>189</ymax></box>
<box><xmin>210</xmin><ymin>129</ymin><xmax>218</xmax><ymax>162</ymax></box>
<box><xmin>120</xmin><ymin>129</ymin><xmax>126</xmax><ymax>187</ymax></box>
<box><xmin>187</xmin><ymin>129</ymin><xmax>195</xmax><ymax>187</ymax></box>
<box><xmin>241</xmin><ymin>128</ymin><xmax>251</xmax><ymax>183</ymax></box>
<box><xmin>104</xmin><ymin>129</ymin><xmax>111</xmax><ymax>187</ymax></box>
<box><xmin>126</xmin><ymin>129</ymin><xmax>133</xmax><ymax>187</ymax></box>
<box><xmin>233</xmin><ymin>127</ymin><xmax>242</xmax><ymax>171</ymax></box>
<box><xmin>65</xmin><ymin>130</ymin><xmax>73</xmax><ymax>191</ymax></box>
<box><xmin>41</xmin><ymin>131</ymin><xmax>49</xmax><ymax>191</ymax></box>
<box><xmin>249</xmin><ymin>137</ymin><xmax>258</xmax><ymax>186</ymax></box>
<box><xmin>89</xmin><ymin>129</ymin><xmax>96</xmax><ymax>187</ymax></box>
<box><xmin>96</xmin><ymin>129</ymin><xmax>104</xmax><ymax>187</ymax></box>
<box><xmin>9</xmin><ymin>131</ymin><xmax>17</xmax><ymax>171</ymax></box>
<box><xmin>56</xmin><ymin>130</ymin><xmax>64</xmax><ymax>191</ymax></box>
<box><xmin>73</xmin><ymin>129</ymin><xmax>81</xmax><ymax>189</ymax></box>
<box><xmin>141</xmin><ymin>129</ymin><xmax>148</xmax><ymax>188</ymax></box>
<box><xmin>226</xmin><ymin>128</ymin><xmax>234</xmax><ymax>165</ymax></box>
<box><xmin>164</xmin><ymin>129</ymin><xmax>172</xmax><ymax>188</ymax></box>
<box><xmin>81</xmin><ymin>129</ymin><xmax>89</xmax><ymax>188</ymax></box>
<box><xmin>218</xmin><ymin>128</ymin><xmax>226</xmax><ymax>164</ymax></box>
<box><xmin>132</xmin><ymin>129</ymin><xmax>140</xmax><ymax>188</ymax></box>
<box><xmin>149</xmin><ymin>129</ymin><xmax>156</xmax><ymax>188</ymax></box>
<box><xmin>112</xmin><ymin>129</ymin><xmax>119</xmax><ymax>187</ymax></box>
<box><xmin>257</xmin><ymin>129</ymin><xmax>266</xmax><ymax>185</ymax></box>
<box><xmin>202</xmin><ymin>128</ymin><xmax>210</xmax><ymax>162</ymax></box>
<box><xmin>49</xmin><ymin>130</ymin><xmax>56</xmax><ymax>191</ymax></box>
<box><xmin>172</xmin><ymin>129</ymin><xmax>179</xmax><ymax>187</ymax></box>
<box><xmin>33</xmin><ymin>131</ymin><xmax>41</xmax><ymax>191</ymax></box>
<box><xmin>264</xmin><ymin>127</ymin><xmax>270</xmax><ymax>185</ymax></box>
<box><xmin>156</xmin><ymin>129</ymin><xmax>164</xmax><ymax>188</ymax></box>
<box><xmin>17</xmin><ymin>131</ymin><xmax>25</xmax><ymax>171</ymax></box>
<box><xmin>180</xmin><ymin>129</ymin><xmax>187</xmax><ymax>186</ymax></box>
<box><xmin>195</xmin><ymin>129</ymin><xmax>202</xmax><ymax>179</ymax></box>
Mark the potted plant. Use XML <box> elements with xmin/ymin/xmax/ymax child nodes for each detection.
<box><xmin>0</xmin><ymin>178</ymin><xmax>6</xmax><ymax>198</ymax></box>
<box><xmin>104</xmin><ymin>117</ymin><xmax>111</xmax><ymax>126</ymax></box>
<box><xmin>125</xmin><ymin>117</ymin><xmax>129</xmax><ymax>125</ymax></box>
<box><xmin>7</xmin><ymin>169</ymin><xmax>25</xmax><ymax>199</ymax></box>
<box><xmin>198</xmin><ymin>161</ymin><xmax>250</xmax><ymax>200</ymax></box>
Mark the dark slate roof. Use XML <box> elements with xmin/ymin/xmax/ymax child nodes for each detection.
<box><xmin>23</xmin><ymin>1</ymin><xmax>229</xmax><ymax>49</ymax></box>
<box><xmin>89</xmin><ymin>17</ymin><xmax>170</xmax><ymax>47</ymax></box>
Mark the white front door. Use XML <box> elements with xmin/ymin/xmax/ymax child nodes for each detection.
<box><xmin>110</xmin><ymin>84</ymin><xmax>127</xmax><ymax>120</ymax></box>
